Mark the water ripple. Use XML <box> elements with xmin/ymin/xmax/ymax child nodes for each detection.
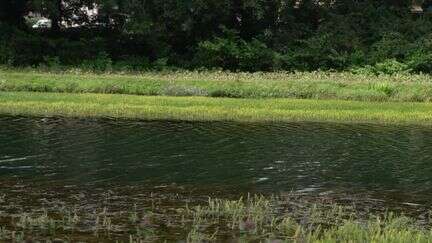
<box><xmin>1</xmin><ymin>116</ymin><xmax>432</xmax><ymax>205</ymax></box>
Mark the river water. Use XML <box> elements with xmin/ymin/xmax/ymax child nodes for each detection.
<box><xmin>1</xmin><ymin>116</ymin><xmax>432</xmax><ymax>207</ymax></box>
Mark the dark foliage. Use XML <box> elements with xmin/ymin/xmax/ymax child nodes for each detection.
<box><xmin>1</xmin><ymin>0</ymin><xmax>432</xmax><ymax>73</ymax></box>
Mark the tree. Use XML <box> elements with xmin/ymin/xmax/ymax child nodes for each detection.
<box><xmin>31</xmin><ymin>0</ymin><xmax>97</xmax><ymax>32</ymax></box>
<box><xmin>0</xmin><ymin>0</ymin><xmax>29</xmax><ymax>29</ymax></box>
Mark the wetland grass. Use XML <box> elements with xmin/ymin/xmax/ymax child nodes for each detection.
<box><xmin>0</xmin><ymin>91</ymin><xmax>431</xmax><ymax>124</ymax></box>
<box><xmin>1</xmin><ymin>194</ymin><xmax>431</xmax><ymax>242</ymax></box>
<box><xmin>2</xmin><ymin>69</ymin><xmax>432</xmax><ymax>102</ymax></box>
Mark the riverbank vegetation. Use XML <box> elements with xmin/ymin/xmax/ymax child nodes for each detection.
<box><xmin>3</xmin><ymin>69</ymin><xmax>432</xmax><ymax>102</ymax></box>
<box><xmin>1</xmin><ymin>192</ymin><xmax>431</xmax><ymax>242</ymax></box>
<box><xmin>1</xmin><ymin>91</ymin><xmax>431</xmax><ymax>124</ymax></box>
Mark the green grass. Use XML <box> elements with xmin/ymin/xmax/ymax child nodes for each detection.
<box><xmin>2</xmin><ymin>68</ymin><xmax>432</xmax><ymax>102</ymax></box>
<box><xmin>2</xmin><ymin>68</ymin><xmax>432</xmax><ymax>124</ymax></box>
<box><xmin>1</xmin><ymin>91</ymin><xmax>432</xmax><ymax>124</ymax></box>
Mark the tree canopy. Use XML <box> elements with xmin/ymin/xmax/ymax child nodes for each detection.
<box><xmin>1</xmin><ymin>0</ymin><xmax>432</xmax><ymax>72</ymax></box>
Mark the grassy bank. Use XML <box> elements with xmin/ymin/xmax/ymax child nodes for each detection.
<box><xmin>1</xmin><ymin>91</ymin><xmax>432</xmax><ymax>124</ymax></box>
<box><xmin>2</xmin><ymin>69</ymin><xmax>432</xmax><ymax>102</ymax></box>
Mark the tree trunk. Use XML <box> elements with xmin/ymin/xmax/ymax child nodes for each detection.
<box><xmin>51</xmin><ymin>0</ymin><xmax>62</xmax><ymax>33</ymax></box>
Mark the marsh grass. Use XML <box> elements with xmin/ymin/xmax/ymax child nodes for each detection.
<box><xmin>1</xmin><ymin>195</ymin><xmax>431</xmax><ymax>242</ymax></box>
<box><xmin>0</xmin><ymin>91</ymin><xmax>431</xmax><ymax>124</ymax></box>
<box><xmin>184</xmin><ymin>196</ymin><xmax>432</xmax><ymax>243</ymax></box>
<box><xmin>2</xmin><ymin>68</ymin><xmax>432</xmax><ymax>102</ymax></box>
<box><xmin>17</xmin><ymin>210</ymin><xmax>57</xmax><ymax>234</ymax></box>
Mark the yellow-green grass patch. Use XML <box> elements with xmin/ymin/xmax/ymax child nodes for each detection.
<box><xmin>1</xmin><ymin>92</ymin><xmax>431</xmax><ymax>124</ymax></box>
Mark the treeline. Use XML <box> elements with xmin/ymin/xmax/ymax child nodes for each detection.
<box><xmin>1</xmin><ymin>0</ymin><xmax>432</xmax><ymax>73</ymax></box>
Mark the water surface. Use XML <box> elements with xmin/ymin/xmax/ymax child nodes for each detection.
<box><xmin>1</xmin><ymin>116</ymin><xmax>432</xmax><ymax>206</ymax></box>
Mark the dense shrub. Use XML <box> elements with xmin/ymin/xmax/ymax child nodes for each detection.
<box><xmin>369</xmin><ymin>32</ymin><xmax>410</xmax><ymax>63</ymax></box>
<box><xmin>113</xmin><ymin>56</ymin><xmax>151</xmax><ymax>71</ymax></box>
<box><xmin>405</xmin><ymin>34</ymin><xmax>432</xmax><ymax>73</ymax></box>
<box><xmin>287</xmin><ymin>34</ymin><xmax>350</xmax><ymax>71</ymax></box>
<box><xmin>351</xmin><ymin>59</ymin><xmax>409</xmax><ymax>75</ymax></box>
<box><xmin>373</xmin><ymin>59</ymin><xmax>410</xmax><ymax>75</ymax></box>
<box><xmin>408</xmin><ymin>52</ymin><xmax>432</xmax><ymax>73</ymax></box>
<box><xmin>195</xmin><ymin>30</ymin><xmax>276</xmax><ymax>71</ymax></box>
<box><xmin>40</xmin><ymin>56</ymin><xmax>61</xmax><ymax>70</ymax></box>
<box><xmin>80</xmin><ymin>52</ymin><xmax>112</xmax><ymax>72</ymax></box>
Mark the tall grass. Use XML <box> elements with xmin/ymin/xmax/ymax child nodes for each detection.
<box><xmin>2</xmin><ymin>68</ymin><xmax>432</xmax><ymax>102</ymax></box>
<box><xmin>185</xmin><ymin>196</ymin><xmax>432</xmax><ymax>242</ymax></box>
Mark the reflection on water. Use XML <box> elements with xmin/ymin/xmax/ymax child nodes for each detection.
<box><xmin>1</xmin><ymin>116</ymin><xmax>432</xmax><ymax>205</ymax></box>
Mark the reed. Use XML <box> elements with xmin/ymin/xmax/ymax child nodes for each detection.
<box><xmin>2</xmin><ymin>68</ymin><xmax>432</xmax><ymax>102</ymax></box>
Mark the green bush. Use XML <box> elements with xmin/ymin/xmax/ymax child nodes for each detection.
<box><xmin>407</xmin><ymin>52</ymin><xmax>432</xmax><ymax>73</ymax></box>
<box><xmin>405</xmin><ymin>34</ymin><xmax>432</xmax><ymax>73</ymax></box>
<box><xmin>195</xmin><ymin>30</ymin><xmax>276</xmax><ymax>71</ymax></box>
<box><xmin>196</xmin><ymin>37</ymin><xmax>238</xmax><ymax>70</ymax></box>
<box><xmin>237</xmin><ymin>39</ymin><xmax>276</xmax><ymax>71</ymax></box>
<box><xmin>369</xmin><ymin>32</ymin><xmax>410</xmax><ymax>63</ymax></box>
<box><xmin>351</xmin><ymin>59</ymin><xmax>409</xmax><ymax>75</ymax></box>
<box><xmin>373</xmin><ymin>59</ymin><xmax>409</xmax><ymax>75</ymax></box>
<box><xmin>81</xmin><ymin>52</ymin><xmax>112</xmax><ymax>72</ymax></box>
<box><xmin>113</xmin><ymin>56</ymin><xmax>152</xmax><ymax>71</ymax></box>
<box><xmin>287</xmin><ymin>33</ymin><xmax>350</xmax><ymax>71</ymax></box>
<box><xmin>38</xmin><ymin>56</ymin><xmax>62</xmax><ymax>71</ymax></box>
<box><xmin>153</xmin><ymin>57</ymin><xmax>170</xmax><ymax>71</ymax></box>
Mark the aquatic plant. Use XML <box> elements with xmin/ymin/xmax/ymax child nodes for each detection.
<box><xmin>0</xmin><ymin>227</ymin><xmax>8</xmax><ymax>240</ymax></box>
<box><xmin>1</xmin><ymin>187</ymin><xmax>431</xmax><ymax>242</ymax></box>
<box><xmin>183</xmin><ymin>195</ymin><xmax>432</xmax><ymax>242</ymax></box>
<box><xmin>16</xmin><ymin>210</ymin><xmax>57</xmax><ymax>234</ymax></box>
<box><xmin>186</xmin><ymin>227</ymin><xmax>217</xmax><ymax>243</ymax></box>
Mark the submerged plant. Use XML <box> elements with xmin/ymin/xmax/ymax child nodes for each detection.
<box><xmin>0</xmin><ymin>189</ymin><xmax>431</xmax><ymax>242</ymax></box>
<box><xmin>0</xmin><ymin>227</ymin><xmax>9</xmax><ymax>240</ymax></box>
<box><xmin>11</xmin><ymin>231</ymin><xmax>25</xmax><ymax>242</ymax></box>
<box><xmin>16</xmin><ymin>210</ymin><xmax>57</xmax><ymax>234</ymax></box>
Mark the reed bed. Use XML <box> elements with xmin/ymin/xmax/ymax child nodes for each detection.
<box><xmin>2</xmin><ymin>69</ymin><xmax>432</xmax><ymax>102</ymax></box>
